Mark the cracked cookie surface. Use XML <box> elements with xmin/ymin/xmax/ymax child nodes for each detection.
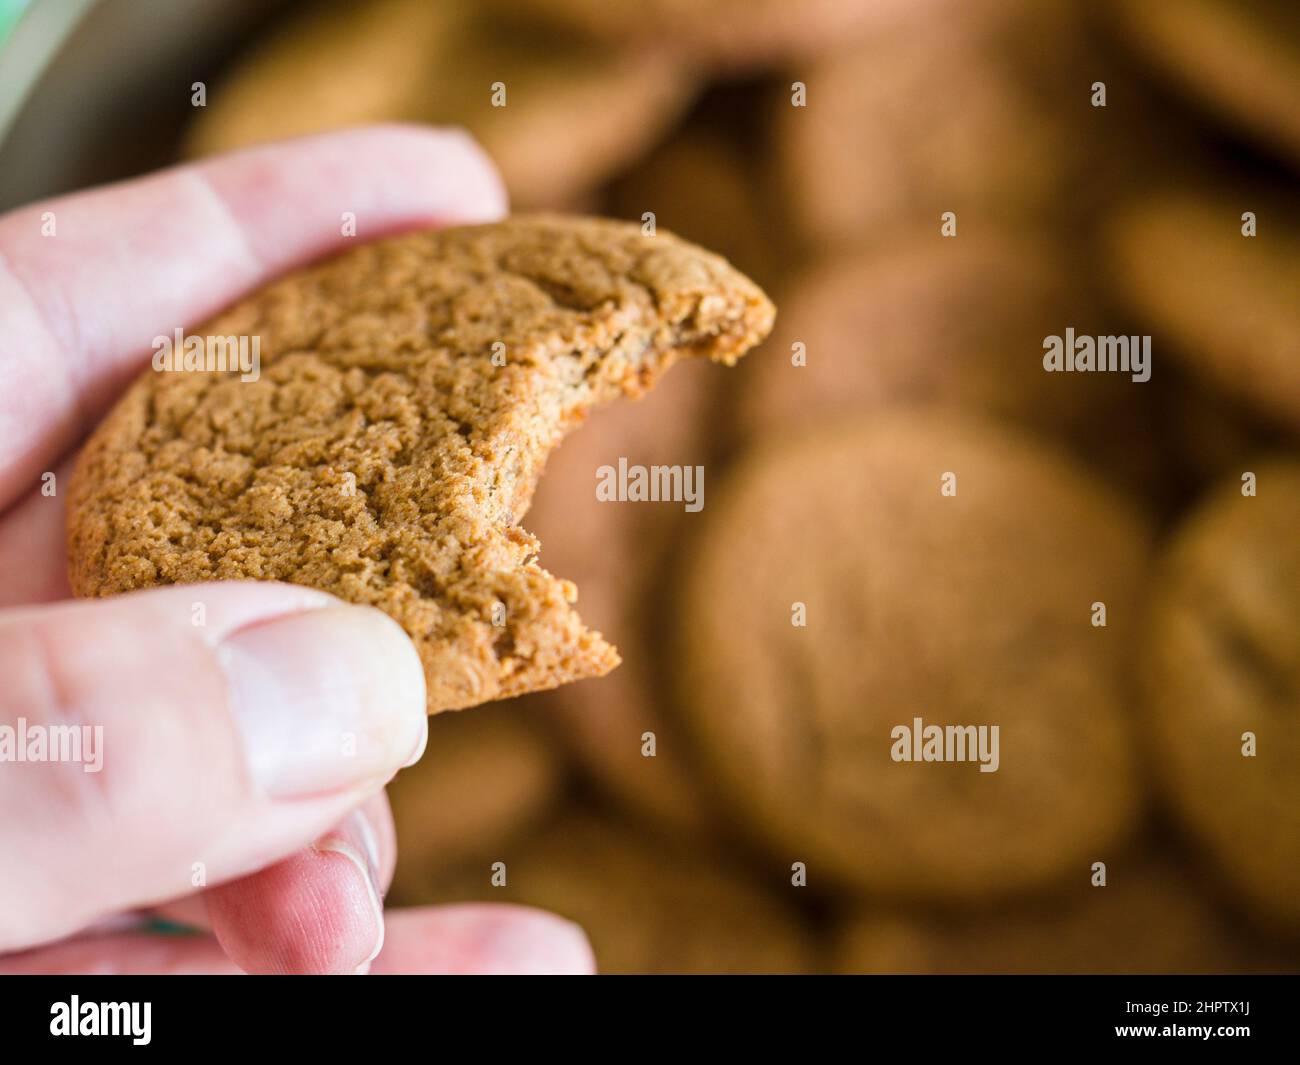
<box><xmin>67</xmin><ymin>215</ymin><xmax>774</xmax><ymax>714</ymax></box>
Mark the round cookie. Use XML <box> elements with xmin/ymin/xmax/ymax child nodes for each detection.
<box><xmin>731</xmin><ymin>235</ymin><xmax>1154</xmax><ymax>496</ymax></box>
<box><xmin>387</xmin><ymin>703</ymin><xmax>564</xmax><ymax>902</ymax></box>
<box><xmin>523</xmin><ymin>359</ymin><xmax>722</xmax><ymax>835</ymax></box>
<box><xmin>186</xmin><ymin>0</ymin><xmax>695</xmax><ymax>208</ymax></box>
<box><xmin>1142</xmin><ymin>460</ymin><xmax>1300</xmax><ymax>933</ymax></box>
<box><xmin>775</xmin><ymin>0</ymin><xmax>1081</xmax><ymax>249</ymax></box>
<box><xmin>67</xmin><ymin>216</ymin><xmax>774</xmax><ymax>715</ymax></box>
<box><xmin>421</xmin><ymin>813</ymin><xmax>816</xmax><ymax>974</ymax></box>
<box><xmin>836</xmin><ymin>853</ymin><xmax>1295</xmax><ymax>974</ymax></box>
<box><xmin>677</xmin><ymin>413</ymin><xmax>1151</xmax><ymax>900</ymax></box>
<box><xmin>1102</xmin><ymin>0</ymin><xmax>1300</xmax><ymax>168</ymax></box>
<box><xmin>483</xmin><ymin>0</ymin><xmax>957</xmax><ymax>71</ymax></box>
<box><xmin>1104</xmin><ymin>191</ymin><xmax>1300</xmax><ymax>432</ymax></box>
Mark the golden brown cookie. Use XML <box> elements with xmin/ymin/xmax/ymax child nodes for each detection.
<box><xmin>677</xmin><ymin>413</ymin><xmax>1151</xmax><ymax>900</ymax></box>
<box><xmin>1104</xmin><ymin>191</ymin><xmax>1300</xmax><ymax>432</ymax></box>
<box><xmin>67</xmin><ymin>216</ymin><xmax>774</xmax><ymax>715</ymax></box>
<box><xmin>185</xmin><ymin>0</ymin><xmax>694</xmax><ymax>208</ymax></box>
<box><xmin>484</xmin><ymin>0</ymin><xmax>955</xmax><ymax>70</ymax></box>
<box><xmin>388</xmin><ymin>702</ymin><xmax>564</xmax><ymax>901</ymax></box>
<box><xmin>836</xmin><ymin>853</ymin><xmax>1295</xmax><ymax>974</ymax></box>
<box><xmin>732</xmin><ymin>235</ymin><xmax>1149</xmax><ymax>474</ymax></box>
<box><xmin>523</xmin><ymin>359</ymin><xmax>721</xmax><ymax>835</ymax></box>
<box><xmin>420</xmin><ymin>812</ymin><xmax>816</xmax><ymax>974</ymax></box>
<box><xmin>775</xmin><ymin>1</ymin><xmax>1081</xmax><ymax>249</ymax></box>
<box><xmin>1142</xmin><ymin>461</ymin><xmax>1300</xmax><ymax>933</ymax></box>
<box><xmin>1102</xmin><ymin>0</ymin><xmax>1300</xmax><ymax>168</ymax></box>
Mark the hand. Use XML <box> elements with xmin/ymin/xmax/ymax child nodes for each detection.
<box><xmin>0</xmin><ymin>126</ymin><xmax>593</xmax><ymax>975</ymax></box>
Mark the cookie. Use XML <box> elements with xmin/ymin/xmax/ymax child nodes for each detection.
<box><xmin>676</xmin><ymin>413</ymin><xmax>1150</xmax><ymax>900</ymax></box>
<box><xmin>1104</xmin><ymin>192</ymin><xmax>1300</xmax><ymax>432</ymax></box>
<box><xmin>732</xmin><ymin>235</ymin><xmax>1151</xmax><ymax>485</ymax></box>
<box><xmin>1142</xmin><ymin>461</ymin><xmax>1300</xmax><ymax>933</ymax></box>
<box><xmin>523</xmin><ymin>359</ymin><xmax>721</xmax><ymax>834</ymax></box>
<box><xmin>422</xmin><ymin>813</ymin><xmax>816</xmax><ymax>974</ymax></box>
<box><xmin>483</xmin><ymin>0</ymin><xmax>954</xmax><ymax>70</ymax></box>
<box><xmin>67</xmin><ymin>216</ymin><xmax>774</xmax><ymax>715</ymax></box>
<box><xmin>185</xmin><ymin>0</ymin><xmax>694</xmax><ymax>208</ymax></box>
<box><xmin>1102</xmin><ymin>0</ymin><xmax>1300</xmax><ymax>168</ymax></box>
<box><xmin>387</xmin><ymin>703</ymin><xmax>563</xmax><ymax>901</ymax></box>
<box><xmin>836</xmin><ymin>853</ymin><xmax>1294</xmax><ymax>974</ymax></box>
<box><xmin>776</xmin><ymin>1</ymin><xmax>1081</xmax><ymax>249</ymax></box>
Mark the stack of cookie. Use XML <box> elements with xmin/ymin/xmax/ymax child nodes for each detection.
<box><xmin>188</xmin><ymin>0</ymin><xmax>1300</xmax><ymax>972</ymax></box>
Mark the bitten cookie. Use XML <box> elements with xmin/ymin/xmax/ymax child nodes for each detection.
<box><xmin>676</xmin><ymin>413</ymin><xmax>1150</xmax><ymax>900</ymax></box>
<box><xmin>67</xmin><ymin>216</ymin><xmax>774</xmax><ymax>715</ymax></box>
<box><xmin>185</xmin><ymin>0</ymin><xmax>694</xmax><ymax>208</ymax></box>
<box><xmin>1105</xmin><ymin>191</ymin><xmax>1300</xmax><ymax>431</ymax></box>
<box><xmin>1142</xmin><ymin>461</ymin><xmax>1300</xmax><ymax>933</ymax></box>
<box><xmin>421</xmin><ymin>813</ymin><xmax>815</xmax><ymax>974</ymax></box>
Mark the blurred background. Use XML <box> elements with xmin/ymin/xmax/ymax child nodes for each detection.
<box><xmin>3</xmin><ymin>0</ymin><xmax>1297</xmax><ymax>973</ymax></box>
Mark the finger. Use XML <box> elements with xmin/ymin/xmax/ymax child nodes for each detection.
<box><xmin>205</xmin><ymin>794</ymin><xmax>396</xmax><ymax>975</ymax></box>
<box><xmin>0</xmin><ymin>456</ymin><xmax>74</xmax><ymax>608</ymax></box>
<box><xmin>0</xmin><ymin>123</ymin><xmax>508</xmax><ymax>511</ymax></box>
<box><xmin>0</xmin><ymin>903</ymin><xmax>593</xmax><ymax>976</ymax></box>
<box><xmin>371</xmin><ymin>905</ymin><xmax>596</xmax><ymax>975</ymax></box>
<box><xmin>0</xmin><ymin>581</ymin><xmax>427</xmax><ymax>953</ymax></box>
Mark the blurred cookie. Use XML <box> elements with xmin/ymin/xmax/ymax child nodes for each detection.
<box><xmin>1105</xmin><ymin>192</ymin><xmax>1300</xmax><ymax>432</ymax></box>
<box><xmin>524</xmin><ymin>360</ymin><xmax>722</xmax><ymax>834</ymax></box>
<box><xmin>732</xmin><ymin>235</ymin><xmax>1152</xmax><ymax>489</ymax></box>
<box><xmin>1103</xmin><ymin>0</ymin><xmax>1300</xmax><ymax>167</ymax></box>
<box><xmin>776</xmin><ymin>1</ymin><xmax>1080</xmax><ymax>248</ymax></box>
<box><xmin>484</xmin><ymin>0</ymin><xmax>955</xmax><ymax>70</ymax></box>
<box><xmin>1142</xmin><ymin>460</ymin><xmax>1300</xmax><ymax>932</ymax></box>
<box><xmin>186</xmin><ymin>0</ymin><xmax>694</xmax><ymax>207</ymax></box>
<box><xmin>423</xmin><ymin>813</ymin><xmax>816</xmax><ymax>974</ymax></box>
<box><xmin>388</xmin><ymin>704</ymin><xmax>564</xmax><ymax>901</ymax></box>
<box><xmin>608</xmin><ymin>129</ymin><xmax>780</xmax><ymax>291</ymax></box>
<box><xmin>836</xmin><ymin>853</ymin><xmax>1295</xmax><ymax>973</ymax></box>
<box><xmin>677</xmin><ymin>413</ymin><xmax>1151</xmax><ymax>900</ymax></box>
<box><xmin>68</xmin><ymin>216</ymin><xmax>774</xmax><ymax>714</ymax></box>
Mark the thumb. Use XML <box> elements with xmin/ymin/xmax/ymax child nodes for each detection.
<box><xmin>0</xmin><ymin>582</ymin><xmax>427</xmax><ymax>953</ymax></box>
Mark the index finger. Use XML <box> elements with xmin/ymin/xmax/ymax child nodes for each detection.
<box><xmin>0</xmin><ymin>123</ymin><xmax>507</xmax><ymax>512</ymax></box>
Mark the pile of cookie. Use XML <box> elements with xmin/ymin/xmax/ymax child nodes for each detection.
<box><xmin>189</xmin><ymin>0</ymin><xmax>1299</xmax><ymax>972</ymax></box>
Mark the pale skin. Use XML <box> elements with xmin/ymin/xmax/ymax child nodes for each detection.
<box><xmin>0</xmin><ymin>125</ymin><xmax>594</xmax><ymax>975</ymax></box>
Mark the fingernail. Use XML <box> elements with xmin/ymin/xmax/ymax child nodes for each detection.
<box><xmin>219</xmin><ymin>606</ymin><xmax>427</xmax><ymax>798</ymax></box>
<box><xmin>314</xmin><ymin>809</ymin><xmax>386</xmax><ymax>972</ymax></box>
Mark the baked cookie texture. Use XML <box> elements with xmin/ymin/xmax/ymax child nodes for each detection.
<box><xmin>1142</xmin><ymin>461</ymin><xmax>1300</xmax><ymax>932</ymax></box>
<box><xmin>66</xmin><ymin>216</ymin><xmax>774</xmax><ymax>715</ymax></box>
<box><xmin>185</xmin><ymin>0</ymin><xmax>694</xmax><ymax>209</ymax></box>
<box><xmin>677</xmin><ymin>413</ymin><xmax>1151</xmax><ymax>900</ymax></box>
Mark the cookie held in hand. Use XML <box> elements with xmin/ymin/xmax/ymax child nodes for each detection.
<box><xmin>67</xmin><ymin>216</ymin><xmax>774</xmax><ymax>714</ymax></box>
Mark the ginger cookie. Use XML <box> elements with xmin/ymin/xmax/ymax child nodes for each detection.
<box><xmin>185</xmin><ymin>0</ymin><xmax>694</xmax><ymax>208</ymax></box>
<box><xmin>483</xmin><ymin>0</ymin><xmax>955</xmax><ymax>70</ymax></box>
<box><xmin>776</xmin><ymin>1</ymin><xmax>1081</xmax><ymax>249</ymax></box>
<box><xmin>1142</xmin><ymin>461</ymin><xmax>1300</xmax><ymax>933</ymax></box>
<box><xmin>732</xmin><ymin>235</ymin><xmax>1148</xmax><ymax>471</ymax></box>
<box><xmin>836</xmin><ymin>853</ymin><xmax>1294</xmax><ymax>974</ymax></box>
<box><xmin>387</xmin><ymin>703</ymin><xmax>564</xmax><ymax>901</ymax></box>
<box><xmin>676</xmin><ymin>413</ymin><xmax>1150</xmax><ymax>900</ymax></box>
<box><xmin>66</xmin><ymin>216</ymin><xmax>774</xmax><ymax>715</ymax></box>
<box><xmin>1104</xmin><ymin>192</ymin><xmax>1300</xmax><ymax>432</ymax></box>
<box><xmin>1102</xmin><ymin>0</ymin><xmax>1300</xmax><ymax>168</ymax></box>
<box><xmin>422</xmin><ymin>813</ymin><xmax>815</xmax><ymax>974</ymax></box>
<box><xmin>523</xmin><ymin>359</ymin><xmax>721</xmax><ymax>835</ymax></box>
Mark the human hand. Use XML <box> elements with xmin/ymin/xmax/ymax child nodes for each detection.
<box><xmin>0</xmin><ymin>126</ymin><xmax>593</xmax><ymax>975</ymax></box>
